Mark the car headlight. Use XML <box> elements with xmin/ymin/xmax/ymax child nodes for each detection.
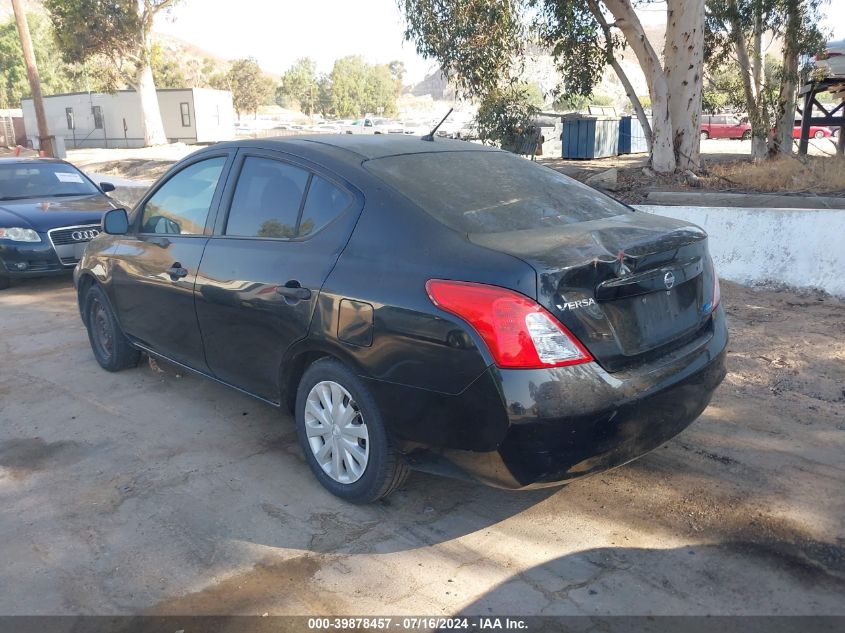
<box><xmin>0</xmin><ymin>227</ymin><xmax>41</xmax><ymax>242</ymax></box>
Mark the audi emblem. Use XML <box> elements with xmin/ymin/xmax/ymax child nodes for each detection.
<box><xmin>71</xmin><ymin>229</ymin><xmax>100</xmax><ymax>241</ymax></box>
<box><xmin>663</xmin><ymin>271</ymin><xmax>676</xmax><ymax>290</ymax></box>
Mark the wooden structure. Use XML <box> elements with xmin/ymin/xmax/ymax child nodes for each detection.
<box><xmin>797</xmin><ymin>77</ymin><xmax>845</xmax><ymax>155</ymax></box>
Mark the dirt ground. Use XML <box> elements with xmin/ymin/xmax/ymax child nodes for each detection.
<box><xmin>0</xmin><ymin>277</ymin><xmax>842</xmax><ymax>617</ymax></box>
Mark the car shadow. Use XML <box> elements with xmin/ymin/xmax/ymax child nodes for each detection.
<box><xmin>454</xmin><ymin>542</ymin><xmax>845</xmax><ymax>617</ymax></box>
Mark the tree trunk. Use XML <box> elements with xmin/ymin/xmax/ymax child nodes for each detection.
<box><xmin>771</xmin><ymin>0</ymin><xmax>800</xmax><ymax>156</ymax></box>
<box><xmin>730</xmin><ymin>8</ymin><xmax>768</xmax><ymax>160</ymax></box>
<box><xmin>134</xmin><ymin>62</ymin><xmax>168</xmax><ymax>146</ymax></box>
<box><xmin>603</xmin><ymin>0</ymin><xmax>676</xmax><ymax>172</ymax></box>
<box><xmin>587</xmin><ymin>0</ymin><xmax>652</xmax><ymax>151</ymax></box>
<box><xmin>663</xmin><ymin>0</ymin><xmax>705</xmax><ymax>170</ymax></box>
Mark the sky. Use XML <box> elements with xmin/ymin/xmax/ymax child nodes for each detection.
<box><xmin>154</xmin><ymin>0</ymin><xmax>845</xmax><ymax>83</ymax></box>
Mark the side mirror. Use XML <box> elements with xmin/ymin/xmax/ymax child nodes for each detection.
<box><xmin>102</xmin><ymin>208</ymin><xmax>129</xmax><ymax>235</ymax></box>
<box><xmin>100</xmin><ymin>182</ymin><xmax>116</xmax><ymax>193</ymax></box>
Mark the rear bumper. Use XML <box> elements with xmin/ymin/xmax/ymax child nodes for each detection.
<box><xmin>391</xmin><ymin>307</ymin><xmax>728</xmax><ymax>489</ymax></box>
<box><xmin>0</xmin><ymin>237</ymin><xmax>69</xmax><ymax>278</ymax></box>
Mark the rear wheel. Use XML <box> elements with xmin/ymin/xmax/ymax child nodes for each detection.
<box><xmin>295</xmin><ymin>358</ymin><xmax>409</xmax><ymax>503</ymax></box>
<box><xmin>741</xmin><ymin>130</ymin><xmax>752</xmax><ymax>140</ymax></box>
<box><xmin>814</xmin><ymin>130</ymin><xmax>825</xmax><ymax>139</ymax></box>
<box><xmin>84</xmin><ymin>285</ymin><xmax>140</xmax><ymax>371</ymax></box>
<box><xmin>0</xmin><ymin>275</ymin><xmax>9</xmax><ymax>291</ymax></box>
<box><xmin>700</xmin><ymin>131</ymin><xmax>709</xmax><ymax>140</ymax></box>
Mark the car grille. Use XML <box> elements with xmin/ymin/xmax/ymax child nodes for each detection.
<box><xmin>49</xmin><ymin>225</ymin><xmax>101</xmax><ymax>246</ymax></box>
<box><xmin>47</xmin><ymin>224</ymin><xmax>101</xmax><ymax>267</ymax></box>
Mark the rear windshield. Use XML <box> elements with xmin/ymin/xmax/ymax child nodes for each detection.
<box><xmin>364</xmin><ymin>150</ymin><xmax>629</xmax><ymax>234</ymax></box>
<box><xmin>0</xmin><ymin>162</ymin><xmax>98</xmax><ymax>200</ymax></box>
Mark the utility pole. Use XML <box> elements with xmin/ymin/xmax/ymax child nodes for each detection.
<box><xmin>11</xmin><ymin>0</ymin><xmax>54</xmax><ymax>157</ymax></box>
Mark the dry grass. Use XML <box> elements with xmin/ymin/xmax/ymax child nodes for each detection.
<box><xmin>705</xmin><ymin>155</ymin><xmax>845</xmax><ymax>195</ymax></box>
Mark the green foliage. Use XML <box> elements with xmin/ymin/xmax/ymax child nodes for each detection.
<box><xmin>327</xmin><ymin>56</ymin><xmax>398</xmax><ymax>118</ymax></box>
<box><xmin>552</xmin><ymin>93</ymin><xmax>590</xmax><ymax>112</ymax></box>
<box><xmin>474</xmin><ymin>83</ymin><xmax>540</xmax><ymax>148</ymax></box>
<box><xmin>388</xmin><ymin>60</ymin><xmax>406</xmax><ymax>93</ymax></box>
<box><xmin>226</xmin><ymin>57</ymin><xmax>274</xmax><ymax>118</ymax></box>
<box><xmin>150</xmin><ymin>42</ymin><xmax>185</xmax><ymax>89</ymax></box>
<box><xmin>0</xmin><ymin>13</ymin><xmax>117</xmax><ymax>108</ymax></box>
<box><xmin>44</xmin><ymin>0</ymin><xmax>181</xmax><ymax>88</ymax></box>
<box><xmin>0</xmin><ymin>13</ymin><xmax>69</xmax><ymax>107</ymax></box>
<box><xmin>705</xmin><ymin>0</ymin><xmax>827</xmax><ymax>69</ymax></box>
<box><xmin>276</xmin><ymin>57</ymin><xmax>318</xmax><ymax>113</ymax></box>
<box><xmin>45</xmin><ymin>0</ymin><xmax>141</xmax><ymax>66</ymax></box>
<box><xmin>533</xmin><ymin>0</ymin><xmax>614</xmax><ymax>101</ymax></box>
<box><xmin>703</xmin><ymin>55</ymin><xmax>784</xmax><ymax>120</ymax></box>
<box><xmin>401</xmin><ymin>0</ymin><xmax>524</xmax><ymax>98</ymax></box>
<box><xmin>702</xmin><ymin>66</ymin><xmax>746</xmax><ymax>114</ymax></box>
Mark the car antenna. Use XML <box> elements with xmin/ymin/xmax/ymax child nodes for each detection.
<box><xmin>422</xmin><ymin>108</ymin><xmax>454</xmax><ymax>141</ymax></box>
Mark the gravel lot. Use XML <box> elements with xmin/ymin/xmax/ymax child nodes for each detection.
<box><xmin>0</xmin><ymin>277</ymin><xmax>843</xmax><ymax>615</ymax></box>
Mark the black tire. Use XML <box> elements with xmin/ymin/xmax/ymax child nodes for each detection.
<box><xmin>700</xmin><ymin>131</ymin><xmax>709</xmax><ymax>140</ymax></box>
<box><xmin>741</xmin><ymin>130</ymin><xmax>752</xmax><ymax>140</ymax></box>
<box><xmin>813</xmin><ymin>130</ymin><xmax>825</xmax><ymax>139</ymax></box>
<box><xmin>83</xmin><ymin>284</ymin><xmax>140</xmax><ymax>371</ymax></box>
<box><xmin>0</xmin><ymin>275</ymin><xmax>9</xmax><ymax>291</ymax></box>
<box><xmin>295</xmin><ymin>358</ymin><xmax>409</xmax><ymax>503</ymax></box>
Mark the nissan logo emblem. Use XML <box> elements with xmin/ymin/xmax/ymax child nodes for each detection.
<box><xmin>663</xmin><ymin>271</ymin><xmax>676</xmax><ymax>290</ymax></box>
<box><xmin>72</xmin><ymin>229</ymin><xmax>100</xmax><ymax>241</ymax></box>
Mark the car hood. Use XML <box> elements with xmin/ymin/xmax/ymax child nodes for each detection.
<box><xmin>0</xmin><ymin>194</ymin><xmax>115</xmax><ymax>232</ymax></box>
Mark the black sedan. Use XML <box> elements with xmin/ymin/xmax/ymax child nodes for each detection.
<box><xmin>75</xmin><ymin>136</ymin><xmax>727</xmax><ymax>503</ymax></box>
<box><xmin>0</xmin><ymin>157</ymin><xmax>118</xmax><ymax>289</ymax></box>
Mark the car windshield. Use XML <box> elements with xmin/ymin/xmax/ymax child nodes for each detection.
<box><xmin>0</xmin><ymin>163</ymin><xmax>99</xmax><ymax>200</ymax></box>
<box><xmin>364</xmin><ymin>150</ymin><xmax>630</xmax><ymax>234</ymax></box>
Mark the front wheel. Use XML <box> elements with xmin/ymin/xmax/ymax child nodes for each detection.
<box><xmin>83</xmin><ymin>285</ymin><xmax>140</xmax><ymax>371</ymax></box>
<box><xmin>295</xmin><ymin>358</ymin><xmax>409</xmax><ymax>503</ymax></box>
<box><xmin>0</xmin><ymin>275</ymin><xmax>9</xmax><ymax>291</ymax></box>
<box><xmin>741</xmin><ymin>130</ymin><xmax>752</xmax><ymax>140</ymax></box>
<box><xmin>814</xmin><ymin>130</ymin><xmax>825</xmax><ymax>139</ymax></box>
<box><xmin>700</xmin><ymin>131</ymin><xmax>709</xmax><ymax>140</ymax></box>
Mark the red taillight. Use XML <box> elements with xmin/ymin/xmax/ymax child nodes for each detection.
<box><xmin>425</xmin><ymin>279</ymin><xmax>593</xmax><ymax>369</ymax></box>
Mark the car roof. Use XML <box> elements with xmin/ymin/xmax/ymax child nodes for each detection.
<box><xmin>0</xmin><ymin>156</ymin><xmax>70</xmax><ymax>165</ymax></box>
<box><xmin>230</xmin><ymin>134</ymin><xmax>497</xmax><ymax>160</ymax></box>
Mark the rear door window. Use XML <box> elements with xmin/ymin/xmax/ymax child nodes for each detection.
<box><xmin>225</xmin><ymin>157</ymin><xmax>309</xmax><ymax>238</ymax></box>
<box><xmin>298</xmin><ymin>176</ymin><xmax>352</xmax><ymax>237</ymax></box>
<box><xmin>364</xmin><ymin>150</ymin><xmax>629</xmax><ymax>235</ymax></box>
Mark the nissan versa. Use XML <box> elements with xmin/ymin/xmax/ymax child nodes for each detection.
<box><xmin>74</xmin><ymin>136</ymin><xmax>727</xmax><ymax>503</ymax></box>
<box><xmin>0</xmin><ymin>157</ymin><xmax>118</xmax><ymax>289</ymax></box>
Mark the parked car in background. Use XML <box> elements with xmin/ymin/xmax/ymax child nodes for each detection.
<box><xmin>700</xmin><ymin>115</ymin><xmax>752</xmax><ymax>140</ymax></box>
<box><xmin>792</xmin><ymin>125</ymin><xmax>833</xmax><ymax>139</ymax></box>
<box><xmin>816</xmin><ymin>39</ymin><xmax>845</xmax><ymax>77</ymax></box>
<box><xmin>0</xmin><ymin>157</ymin><xmax>117</xmax><ymax>290</ymax></box>
<box><xmin>75</xmin><ymin>135</ymin><xmax>727</xmax><ymax>503</ymax></box>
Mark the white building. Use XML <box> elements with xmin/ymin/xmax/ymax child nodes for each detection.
<box><xmin>21</xmin><ymin>88</ymin><xmax>235</xmax><ymax>149</ymax></box>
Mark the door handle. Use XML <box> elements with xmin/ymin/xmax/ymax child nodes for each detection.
<box><xmin>166</xmin><ymin>263</ymin><xmax>188</xmax><ymax>280</ymax></box>
<box><xmin>276</xmin><ymin>281</ymin><xmax>311</xmax><ymax>301</ymax></box>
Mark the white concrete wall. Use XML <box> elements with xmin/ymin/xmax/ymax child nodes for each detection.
<box><xmin>634</xmin><ymin>205</ymin><xmax>845</xmax><ymax>297</ymax></box>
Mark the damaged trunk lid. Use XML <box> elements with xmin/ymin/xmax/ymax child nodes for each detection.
<box><xmin>471</xmin><ymin>213</ymin><xmax>717</xmax><ymax>372</ymax></box>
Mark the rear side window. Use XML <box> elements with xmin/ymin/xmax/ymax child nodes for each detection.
<box><xmin>140</xmin><ymin>157</ymin><xmax>226</xmax><ymax>235</ymax></box>
<box><xmin>364</xmin><ymin>151</ymin><xmax>629</xmax><ymax>235</ymax></box>
<box><xmin>299</xmin><ymin>176</ymin><xmax>351</xmax><ymax>237</ymax></box>
<box><xmin>226</xmin><ymin>157</ymin><xmax>309</xmax><ymax>238</ymax></box>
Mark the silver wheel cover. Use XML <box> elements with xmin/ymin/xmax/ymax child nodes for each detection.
<box><xmin>304</xmin><ymin>380</ymin><xmax>370</xmax><ymax>484</ymax></box>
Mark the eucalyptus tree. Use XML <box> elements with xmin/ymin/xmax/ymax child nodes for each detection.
<box><xmin>45</xmin><ymin>0</ymin><xmax>182</xmax><ymax>146</ymax></box>
<box><xmin>705</xmin><ymin>0</ymin><xmax>827</xmax><ymax>158</ymax></box>
<box><xmin>401</xmin><ymin>0</ymin><xmax>706</xmax><ymax>173</ymax></box>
